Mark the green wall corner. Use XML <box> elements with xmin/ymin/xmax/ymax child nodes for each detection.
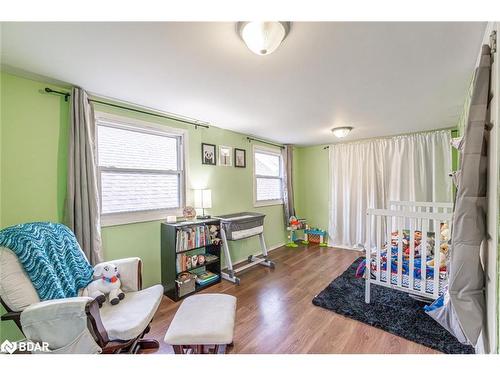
<box><xmin>293</xmin><ymin>145</ymin><xmax>329</xmax><ymax>232</ymax></box>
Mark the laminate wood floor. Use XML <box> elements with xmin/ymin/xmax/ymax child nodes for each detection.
<box><xmin>143</xmin><ymin>245</ymin><xmax>438</xmax><ymax>354</ymax></box>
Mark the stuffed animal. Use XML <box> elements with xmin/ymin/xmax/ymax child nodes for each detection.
<box><xmin>427</xmin><ymin>223</ymin><xmax>451</xmax><ymax>268</ymax></box>
<box><xmin>209</xmin><ymin>225</ymin><xmax>221</xmax><ymax>245</ymax></box>
<box><xmin>87</xmin><ymin>262</ymin><xmax>125</xmax><ymax>307</ymax></box>
<box><xmin>289</xmin><ymin>216</ymin><xmax>300</xmax><ymax>230</ymax></box>
<box><xmin>427</xmin><ymin>243</ymin><xmax>449</xmax><ymax>269</ymax></box>
<box><xmin>440</xmin><ymin>222</ymin><xmax>450</xmax><ymax>242</ymax></box>
<box><xmin>415</xmin><ymin>241</ymin><xmax>433</xmax><ymax>256</ymax></box>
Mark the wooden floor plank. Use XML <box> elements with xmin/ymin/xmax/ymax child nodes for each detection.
<box><xmin>141</xmin><ymin>245</ymin><xmax>438</xmax><ymax>354</ymax></box>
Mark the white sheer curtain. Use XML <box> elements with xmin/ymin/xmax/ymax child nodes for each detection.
<box><xmin>328</xmin><ymin>130</ymin><xmax>452</xmax><ymax>249</ymax></box>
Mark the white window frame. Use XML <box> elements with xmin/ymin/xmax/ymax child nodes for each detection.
<box><xmin>253</xmin><ymin>144</ymin><xmax>284</xmax><ymax>207</ymax></box>
<box><xmin>95</xmin><ymin>112</ymin><xmax>188</xmax><ymax>227</ymax></box>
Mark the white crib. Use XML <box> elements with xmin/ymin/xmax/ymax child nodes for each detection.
<box><xmin>364</xmin><ymin>201</ymin><xmax>453</xmax><ymax>303</ymax></box>
<box><xmin>388</xmin><ymin>200</ymin><xmax>453</xmax><ymax>214</ymax></box>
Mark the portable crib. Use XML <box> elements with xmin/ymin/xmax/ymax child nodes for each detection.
<box><xmin>364</xmin><ymin>201</ymin><xmax>453</xmax><ymax>303</ymax></box>
<box><xmin>217</xmin><ymin>212</ymin><xmax>275</xmax><ymax>285</ymax></box>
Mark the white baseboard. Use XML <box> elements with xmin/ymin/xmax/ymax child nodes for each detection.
<box><xmin>268</xmin><ymin>241</ymin><xmax>286</xmax><ymax>252</ymax></box>
<box><xmin>328</xmin><ymin>244</ymin><xmax>365</xmax><ymax>252</ymax></box>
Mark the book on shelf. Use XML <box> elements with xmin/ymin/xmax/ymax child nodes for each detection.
<box><xmin>175</xmin><ymin>253</ymin><xmax>220</xmax><ymax>273</ymax></box>
<box><xmin>175</xmin><ymin>225</ymin><xmax>210</xmax><ymax>252</ymax></box>
<box><xmin>203</xmin><ymin>254</ymin><xmax>219</xmax><ymax>263</ymax></box>
<box><xmin>194</xmin><ymin>271</ymin><xmax>219</xmax><ymax>285</ymax></box>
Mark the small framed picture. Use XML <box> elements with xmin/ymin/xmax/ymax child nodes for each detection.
<box><xmin>201</xmin><ymin>143</ymin><xmax>216</xmax><ymax>165</ymax></box>
<box><xmin>219</xmin><ymin>145</ymin><xmax>232</xmax><ymax>166</ymax></box>
<box><xmin>234</xmin><ymin>148</ymin><xmax>246</xmax><ymax>168</ymax></box>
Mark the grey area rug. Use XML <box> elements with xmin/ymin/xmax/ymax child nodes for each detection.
<box><xmin>312</xmin><ymin>258</ymin><xmax>474</xmax><ymax>354</ymax></box>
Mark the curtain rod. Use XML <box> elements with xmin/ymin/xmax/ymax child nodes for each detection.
<box><xmin>246</xmin><ymin>136</ymin><xmax>285</xmax><ymax>149</ymax></box>
<box><xmin>43</xmin><ymin>87</ymin><xmax>210</xmax><ymax>129</ymax></box>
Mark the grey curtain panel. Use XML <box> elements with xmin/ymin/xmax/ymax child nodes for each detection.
<box><xmin>282</xmin><ymin>145</ymin><xmax>296</xmax><ymax>223</ymax></box>
<box><xmin>65</xmin><ymin>87</ymin><xmax>103</xmax><ymax>265</ymax></box>
<box><xmin>427</xmin><ymin>45</ymin><xmax>492</xmax><ymax>345</ymax></box>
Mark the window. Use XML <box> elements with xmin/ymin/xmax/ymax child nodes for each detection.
<box><xmin>253</xmin><ymin>146</ymin><xmax>283</xmax><ymax>206</ymax></box>
<box><xmin>96</xmin><ymin>114</ymin><xmax>186</xmax><ymax>226</ymax></box>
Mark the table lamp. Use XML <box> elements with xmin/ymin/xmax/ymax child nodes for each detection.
<box><xmin>194</xmin><ymin>189</ymin><xmax>212</xmax><ymax>219</ymax></box>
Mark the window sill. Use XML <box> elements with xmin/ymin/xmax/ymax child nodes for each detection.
<box><xmin>101</xmin><ymin>209</ymin><xmax>182</xmax><ymax>227</ymax></box>
<box><xmin>253</xmin><ymin>200</ymin><xmax>284</xmax><ymax>208</ymax></box>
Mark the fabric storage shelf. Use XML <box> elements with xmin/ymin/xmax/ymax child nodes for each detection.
<box><xmin>217</xmin><ymin>212</ymin><xmax>265</xmax><ymax>240</ymax></box>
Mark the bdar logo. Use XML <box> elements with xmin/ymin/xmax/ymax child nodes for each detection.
<box><xmin>1</xmin><ymin>339</ymin><xmax>49</xmax><ymax>353</ymax></box>
<box><xmin>1</xmin><ymin>339</ymin><xmax>16</xmax><ymax>354</ymax></box>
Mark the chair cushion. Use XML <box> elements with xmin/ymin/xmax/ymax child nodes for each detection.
<box><xmin>0</xmin><ymin>247</ymin><xmax>40</xmax><ymax>311</ymax></box>
<box><xmin>164</xmin><ymin>294</ymin><xmax>237</xmax><ymax>345</ymax></box>
<box><xmin>99</xmin><ymin>284</ymin><xmax>163</xmax><ymax>341</ymax></box>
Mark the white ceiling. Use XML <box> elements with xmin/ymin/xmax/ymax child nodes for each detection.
<box><xmin>1</xmin><ymin>22</ymin><xmax>486</xmax><ymax>145</ymax></box>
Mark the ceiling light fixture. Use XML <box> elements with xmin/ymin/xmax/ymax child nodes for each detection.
<box><xmin>237</xmin><ymin>22</ymin><xmax>291</xmax><ymax>56</ymax></box>
<box><xmin>331</xmin><ymin>127</ymin><xmax>353</xmax><ymax>138</ymax></box>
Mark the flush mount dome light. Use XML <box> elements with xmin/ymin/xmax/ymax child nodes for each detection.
<box><xmin>331</xmin><ymin>127</ymin><xmax>353</xmax><ymax>138</ymax></box>
<box><xmin>237</xmin><ymin>22</ymin><xmax>291</xmax><ymax>55</ymax></box>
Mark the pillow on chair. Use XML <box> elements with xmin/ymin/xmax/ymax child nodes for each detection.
<box><xmin>0</xmin><ymin>247</ymin><xmax>40</xmax><ymax>311</ymax></box>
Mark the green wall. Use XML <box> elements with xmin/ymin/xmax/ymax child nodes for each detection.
<box><xmin>0</xmin><ymin>73</ymin><xmax>70</xmax><ymax>341</ymax></box>
<box><xmin>0</xmin><ymin>72</ymin><xmax>287</xmax><ymax>341</ymax></box>
<box><xmin>293</xmin><ymin>145</ymin><xmax>329</xmax><ymax>232</ymax></box>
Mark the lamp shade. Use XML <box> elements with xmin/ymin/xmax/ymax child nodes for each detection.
<box><xmin>194</xmin><ymin>189</ymin><xmax>212</xmax><ymax>209</ymax></box>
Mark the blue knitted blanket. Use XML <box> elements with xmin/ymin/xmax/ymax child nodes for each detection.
<box><xmin>0</xmin><ymin>222</ymin><xmax>94</xmax><ymax>300</ymax></box>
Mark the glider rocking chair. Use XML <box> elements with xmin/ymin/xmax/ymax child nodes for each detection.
<box><xmin>0</xmin><ymin>246</ymin><xmax>164</xmax><ymax>354</ymax></box>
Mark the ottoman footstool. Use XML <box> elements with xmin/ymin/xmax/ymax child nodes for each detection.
<box><xmin>164</xmin><ymin>293</ymin><xmax>237</xmax><ymax>354</ymax></box>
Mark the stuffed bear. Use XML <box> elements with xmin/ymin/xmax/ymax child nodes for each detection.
<box><xmin>427</xmin><ymin>242</ymin><xmax>449</xmax><ymax>269</ymax></box>
<box><xmin>426</xmin><ymin>223</ymin><xmax>451</xmax><ymax>268</ymax></box>
<box><xmin>87</xmin><ymin>262</ymin><xmax>125</xmax><ymax>307</ymax></box>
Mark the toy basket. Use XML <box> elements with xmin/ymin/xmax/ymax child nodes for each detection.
<box><xmin>308</xmin><ymin>233</ymin><xmax>322</xmax><ymax>244</ymax></box>
<box><xmin>176</xmin><ymin>272</ymin><xmax>196</xmax><ymax>297</ymax></box>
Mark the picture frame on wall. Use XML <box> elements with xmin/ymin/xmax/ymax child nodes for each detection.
<box><xmin>234</xmin><ymin>148</ymin><xmax>246</xmax><ymax>168</ymax></box>
<box><xmin>201</xmin><ymin>143</ymin><xmax>216</xmax><ymax>165</ymax></box>
<box><xmin>219</xmin><ymin>145</ymin><xmax>232</xmax><ymax>166</ymax></box>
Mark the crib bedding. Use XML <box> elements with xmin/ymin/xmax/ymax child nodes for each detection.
<box><xmin>356</xmin><ymin>229</ymin><xmax>448</xmax><ymax>295</ymax></box>
<box><xmin>355</xmin><ymin>249</ymin><xmax>446</xmax><ymax>290</ymax></box>
<box><xmin>355</xmin><ymin>247</ymin><xmax>446</xmax><ymax>279</ymax></box>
